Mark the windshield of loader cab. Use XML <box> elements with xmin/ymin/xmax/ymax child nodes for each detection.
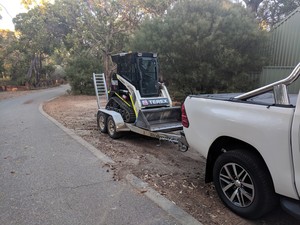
<box><xmin>138</xmin><ymin>57</ymin><xmax>159</xmax><ymax>97</ymax></box>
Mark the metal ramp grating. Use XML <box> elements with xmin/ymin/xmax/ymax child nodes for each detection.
<box><xmin>93</xmin><ymin>73</ymin><xmax>108</xmax><ymax>109</ymax></box>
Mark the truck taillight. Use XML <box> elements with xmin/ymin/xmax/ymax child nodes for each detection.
<box><xmin>181</xmin><ymin>103</ymin><xmax>189</xmax><ymax>128</ymax></box>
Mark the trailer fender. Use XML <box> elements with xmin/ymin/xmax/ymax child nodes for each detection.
<box><xmin>98</xmin><ymin>109</ymin><xmax>130</xmax><ymax>132</ymax></box>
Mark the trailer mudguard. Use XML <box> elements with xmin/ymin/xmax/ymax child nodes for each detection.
<box><xmin>99</xmin><ymin>109</ymin><xmax>130</xmax><ymax>132</ymax></box>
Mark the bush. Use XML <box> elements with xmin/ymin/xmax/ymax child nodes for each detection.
<box><xmin>130</xmin><ymin>0</ymin><xmax>269</xmax><ymax>98</ymax></box>
<box><xmin>66</xmin><ymin>53</ymin><xmax>102</xmax><ymax>95</ymax></box>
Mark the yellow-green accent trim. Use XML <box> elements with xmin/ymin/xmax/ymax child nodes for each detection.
<box><xmin>115</xmin><ymin>93</ymin><xmax>131</xmax><ymax>107</ymax></box>
<box><xmin>130</xmin><ymin>95</ymin><xmax>138</xmax><ymax>117</ymax></box>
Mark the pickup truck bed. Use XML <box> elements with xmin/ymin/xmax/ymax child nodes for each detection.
<box><xmin>194</xmin><ymin>92</ymin><xmax>298</xmax><ymax>106</ymax></box>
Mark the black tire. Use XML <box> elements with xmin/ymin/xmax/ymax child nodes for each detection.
<box><xmin>213</xmin><ymin>150</ymin><xmax>278</xmax><ymax>219</ymax></box>
<box><xmin>97</xmin><ymin>112</ymin><xmax>107</xmax><ymax>133</ymax></box>
<box><xmin>107</xmin><ymin>116</ymin><xmax>122</xmax><ymax>139</ymax></box>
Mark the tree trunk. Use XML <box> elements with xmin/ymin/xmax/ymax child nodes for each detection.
<box><xmin>36</xmin><ymin>53</ymin><xmax>42</xmax><ymax>86</ymax></box>
<box><xmin>26</xmin><ymin>57</ymin><xmax>34</xmax><ymax>79</ymax></box>
<box><xmin>27</xmin><ymin>52</ymin><xmax>42</xmax><ymax>86</ymax></box>
<box><xmin>33</xmin><ymin>54</ymin><xmax>38</xmax><ymax>86</ymax></box>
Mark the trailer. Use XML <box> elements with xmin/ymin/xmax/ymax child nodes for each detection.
<box><xmin>93</xmin><ymin>60</ymin><xmax>188</xmax><ymax>152</ymax></box>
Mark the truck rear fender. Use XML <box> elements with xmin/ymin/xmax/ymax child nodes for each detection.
<box><xmin>205</xmin><ymin>136</ymin><xmax>273</xmax><ymax>185</ymax></box>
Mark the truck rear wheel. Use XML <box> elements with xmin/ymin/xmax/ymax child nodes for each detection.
<box><xmin>213</xmin><ymin>150</ymin><xmax>278</xmax><ymax>219</ymax></box>
<box><xmin>107</xmin><ymin>116</ymin><xmax>122</xmax><ymax>139</ymax></box>
<box><xmin>97</xmin><ymin>112</ymin><xmax>107</xmax><ymax>133</ymax></box>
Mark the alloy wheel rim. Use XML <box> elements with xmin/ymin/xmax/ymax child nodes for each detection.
<box><xmin>99</xmin><ymin>116</ymin><xmax>105</xmax><ymax>130</ymax></box>
<box><xmin>219</xmin><ymin>162</ymin><xmax>255</xmax><ymax>207</ymax></box>
<box><xmin>108</xmin><ymin>120</ymin><xmax>115</xmax><ymax>135</ymax></box>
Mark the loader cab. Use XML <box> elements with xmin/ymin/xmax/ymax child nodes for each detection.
<box><xmin>111</xmin><ymin>52</ymin><xmax>159</xmax><ymax>97</ymax></box>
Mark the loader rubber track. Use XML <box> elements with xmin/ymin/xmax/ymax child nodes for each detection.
<box><xmin>106</xmin><ymin>96</ymin><xmax>136</xmax><ymax>123</ymax></box>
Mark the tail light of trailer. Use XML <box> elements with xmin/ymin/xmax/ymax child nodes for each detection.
<box><xmin>181</xmin><ymin>103</ymin><xmax>189</xmax><ymax>128</ymax></box>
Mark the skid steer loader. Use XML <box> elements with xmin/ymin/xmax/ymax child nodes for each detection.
<box><xmin>105</xmin><ymin>52</ymin><xmax>182</xmax><ymax>133</ymax></box>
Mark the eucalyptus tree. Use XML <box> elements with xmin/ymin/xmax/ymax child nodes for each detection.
<box><xmin>66</xmin><ymin>0</ymin><xmax>176</xmax><ymax>85</ymax></box>
<box><xmin>0</xmin><ymin>30</ymin><xmax>28</xmax><ymax>83</ymax></box>
<box><xmin>20</xmin><ymin>0</ymin><xmax>52</xmax><ymax>9</ymax></box>
<box><xmin>238</xmin><ymin>0</ymin><xmax>300</xmax><ymax>28</ymax></box>
<box><xmin>0</xmin><ymin>30</ymin><xmax>13</xmax><ymax>76</ymax></box>
<box><xmin>13</xmin><ymin>3</ymin><xmax>69</xmax><ymax>86</ymax></box>
<box><xmin>11</xmin><ymin>0</ymin><xmax>176</xmax><ymax>91</ymax></box>
<box><xmin>51</xmin><ymin>0</ymin><xmax>176</xmax><ymax>91</ymax></box>
<box><xmin>257</xmin><ymin>0</ymin><xmax>300</xmax><ymax>27</ymax></box>
<box><xmin>242</xmin><ymin>0</ymin><xmax>263</xmax><ymax>13</ymax></box>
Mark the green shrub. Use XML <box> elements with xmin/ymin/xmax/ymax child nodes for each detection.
<box><xmin>130</xmin><ymin>0</ymin><xmax>269</xmax><ymax>96</ymax></box>
<box><xmin>66</xmin><ymin>53</ymin><xmax>102</xmax><ymax>95</ymax></box>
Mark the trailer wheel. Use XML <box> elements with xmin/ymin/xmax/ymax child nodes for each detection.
<box><xmin>107</xmin><ymin>116</ymin><xmax>121</xmax><ymax>139</ymax></box>
<box><xmin>213</xmin><ymin>150</ymin><xmax>278</xmax><ymax>219</ymax></box>
<box><xmin>97</xmin><ymin>112</ymin><xmax>107</xmax><ymax>133</ymax></box>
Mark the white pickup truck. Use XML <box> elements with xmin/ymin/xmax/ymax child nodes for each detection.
<box><xmin>181</xmin><ymin>63</ymin><xmax>300</xmax><ymax>219</ymax></box>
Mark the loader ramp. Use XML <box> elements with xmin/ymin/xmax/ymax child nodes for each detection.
<box><xmin>93</xmin><ymin>73</ymin><xmax>108</xmax><ymax>108</ymax></box>
<box><xmin>135</xmin><ymin>107</ymin><xmax>182</xmax><ymax>132</ymax></box>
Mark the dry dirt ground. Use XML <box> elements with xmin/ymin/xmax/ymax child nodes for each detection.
<box><xmin>1</xmin><ymin>90</ymin><xmax>298</xmax><ymax>225</ymax></box>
